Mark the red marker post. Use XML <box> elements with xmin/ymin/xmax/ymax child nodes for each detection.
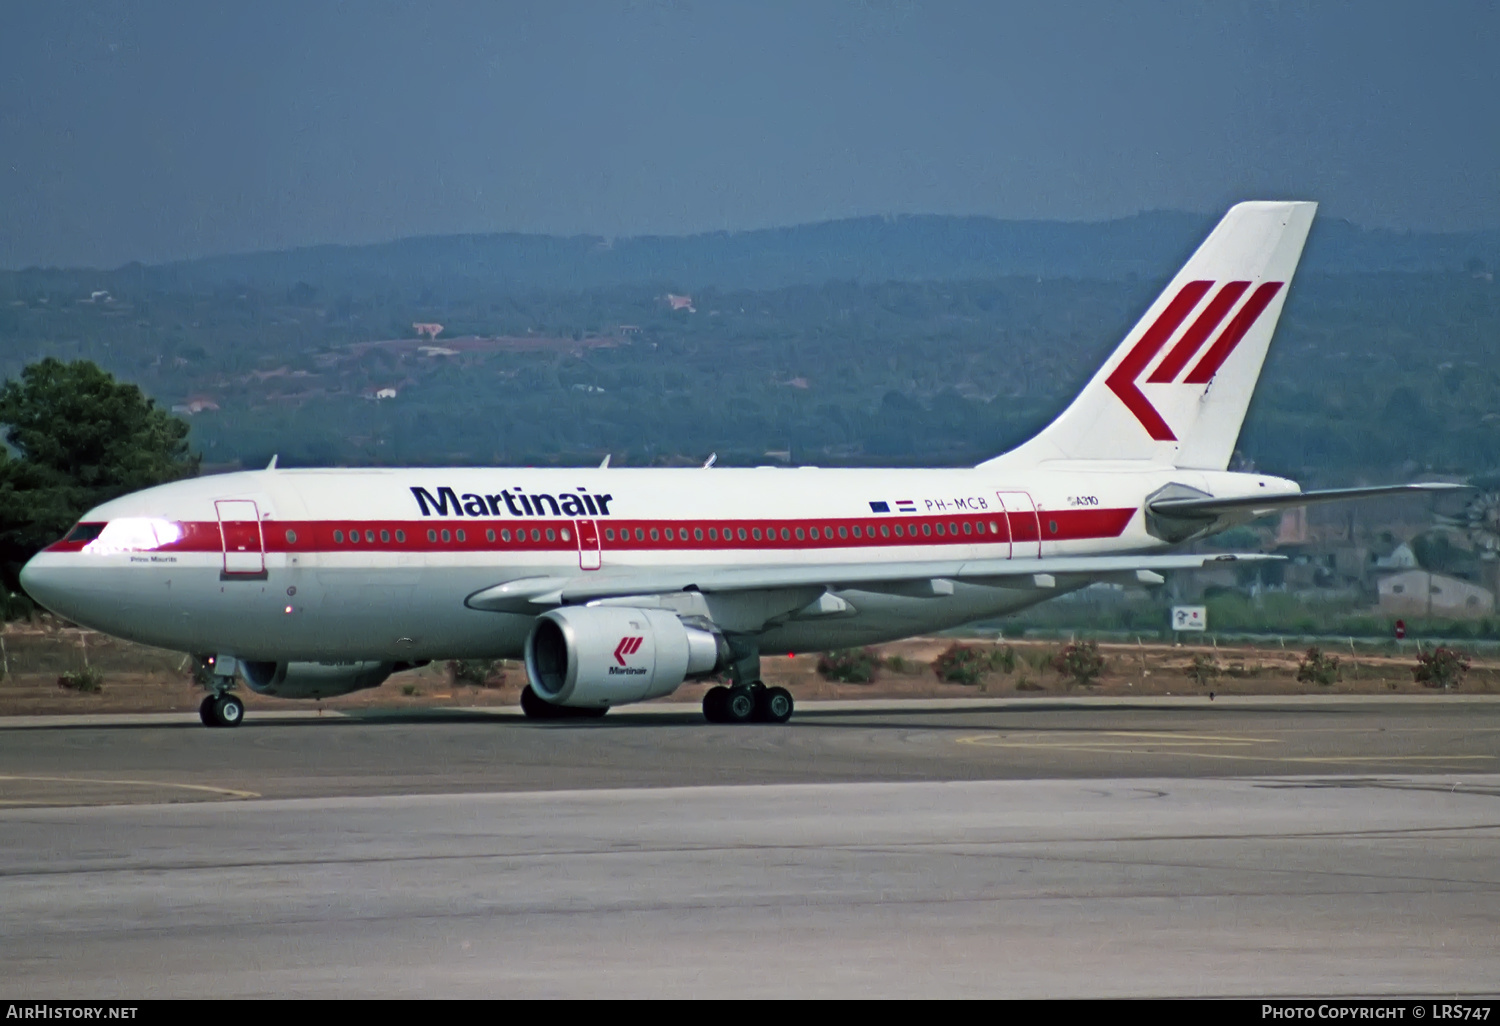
<box><xmin>1395</xmin><ymin>619</ymin><xmax>1406</xmax><ymax>640</ymax></box>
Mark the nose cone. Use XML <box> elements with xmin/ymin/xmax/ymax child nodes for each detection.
<box><xmin>19</xmin><ymin>551</ymin><xmax>69</xmax><ymax>617</ymax></box>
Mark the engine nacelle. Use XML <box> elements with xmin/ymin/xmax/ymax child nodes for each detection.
<box><xmin>524</xmin><ymin>606</ymin><xmax>727</xmax><ymax>708</ymax></box>
<box><xmin>241</xmin><ymin>660</ymin><xmax>395</xmax><ymax>699</ymax></box>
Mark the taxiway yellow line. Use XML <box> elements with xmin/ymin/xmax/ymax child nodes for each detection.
<box><xmin>0</xmin><ymin>775</ymin><xmax>260</xmax><ymax>799</ymax></box>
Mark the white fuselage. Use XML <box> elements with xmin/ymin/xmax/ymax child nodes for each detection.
<box><xmin>21</xmin><ymin>464</ymin><xmax>1295</xmax><ymax>663</ymax></box>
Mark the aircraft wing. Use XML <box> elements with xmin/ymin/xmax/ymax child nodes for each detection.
<box><xmin>465</xmin><ymin>551</ymin><xmax>1278</xmax><ymax>612</ymax></box>
<box><xmin>1147</xmin><ymin>482</ymin><xmax>1467</xmax><ymax>519</ymax></box>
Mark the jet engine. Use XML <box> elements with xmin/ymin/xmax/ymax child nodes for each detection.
<box><xmin>524</xmin><ymin>606</ymin><xmax>729</xmax><ymax>709</ymax></box>
<box><xmin>241</xmin><ymin>660</ymin><xmax>396</xmax><ymax>699</ymax></box>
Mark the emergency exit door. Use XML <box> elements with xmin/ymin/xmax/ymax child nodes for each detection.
<box><xmin>995</xmin><ymin>491</ymin><xmax>1042</xmax><ymax>559</ymax></box>
<box><xmin>576</xmin><ymin>519</ymin><xmax>602</xmax><ymax>571</ymax></box>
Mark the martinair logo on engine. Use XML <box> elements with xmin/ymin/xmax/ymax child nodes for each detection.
<box><xmin>611</xmin><ymin>636</ymin><xmax>645</xmax><ymax>674</ymax></box>
<box><xmin>410</xmin><ymin>486</ymin><xmax>615</xmax><ymax>518</ymax></box>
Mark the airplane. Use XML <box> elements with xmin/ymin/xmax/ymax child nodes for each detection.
<box><xmin>19</xmin><ymin>200</ymin><xmax>1462</xmax><ymax>727</ymax></box>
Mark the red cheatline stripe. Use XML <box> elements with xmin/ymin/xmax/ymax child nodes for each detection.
<box><xmin>46</xmin><ymin>509</ymin><xmax>1138</xmax><ymax>556</ymax></box>
<box><xmin>1105</xmin><ymin>280</ymin><xmax>1213</xmax><ymax>441</ymax></box>
<box><xmin>1183</xmin><ymin>281</ymin><xmax>1284</xmax><ymax>384</ymax></box>
<box><xmin>1146</xmin><ymin>280</ymin><xmax>1250</xmax><ymax>383</ymax></box>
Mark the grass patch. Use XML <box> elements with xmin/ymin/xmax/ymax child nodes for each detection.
<box><xmin>447</xmin><ymin>660</ymin><xmax>504</xmax><ymax>688</ymax></box>
<box><xmin>817</xmin><ymin>648</ymin><xmax>880</xmax><ymax>683</ymax></box>
<box><xmin>57</xmin><ymin>667</ymin><xmax>104</xmax><ymax>693</ymax></box>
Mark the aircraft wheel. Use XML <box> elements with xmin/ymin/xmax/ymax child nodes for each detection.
<box><xmin>756</xmin><ymin>686</ymin><xmax>794</xmax><ymax>724</ymax></box>
<box><xmin>520</xmin><ymin>685</ymin><xmax>561</xmax><ymax>720</ymax></box>
<box><xmin>211</xmin><ymin>693</ymin><xmax>245</xmax><ymax>728</ymax></box>
<box><xmin>702</xmin><ymin>686</ymin><xmax>729</xmax><ymax>723</ymax></box>
<box><xmin>722</xmin><ymin>686</ymin><xmax>757</xmax><ymax>724</ymax></box>
<box><xmin>199</xmin><ymin>696</ymin><xmax>218</xmax><ymax>727</ymax></box>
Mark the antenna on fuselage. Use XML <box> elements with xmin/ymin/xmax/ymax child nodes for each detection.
<box><xmin>702</xmin><ymin>453</ymin><xmax>717</xmax><ymax>468</ymax></box>
<box><xmin>266</xmin><ymin>454</ymin><xmax>278</xmax><ymax>470</ymax></box>
<box><xmin>599</xmin><ymin>454</ymin><xmax>611</xmax><ymax>469</ymax></box>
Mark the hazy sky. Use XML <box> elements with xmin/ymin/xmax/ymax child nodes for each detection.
<box><xmin>3</xmin><ymin>1</ymin><xmax>1498</xmax><ymax>268</ymax></box>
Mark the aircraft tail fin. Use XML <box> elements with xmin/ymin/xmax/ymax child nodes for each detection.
<box><xmin>981</xmin><ymin>200</ymin><xmax>1316</xmax><ymax>471</ymax></box>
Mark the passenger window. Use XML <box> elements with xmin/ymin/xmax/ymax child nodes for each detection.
<box><xmin>795</xmin><ymin>527</ymin><xmax>805</xmax><ymax>540</ymax></box>
<box><xmin>427</xmin><ymin>529</ymin><xmax>437</xmax><ymax>542</ymax></box>
<box><xmin>635</xmin><ymin>528</ymin><xmax>645</xmax><ymax>541</ymax></box>
<box><xmin>286</xmin><ymin>530</ymin><xmax>297</xmax><ymax>544</ymax></box>
<box><xmin>365</xmin><ymin>530</ymin><xmax>375</xmax><ymax>543</ymax></box>
<box><xmin>440</xmin><ymin>529</ymin><xmax>451</xmax><ymax>543</ymax></box>
<box><xmin>650</xmin><ymin>528</ymin><xmax>659</xmax><ymax>541</ymax></box>
<box><xmin>501</xmin><ymin>529</ymin><xmax>511</xmax><ymax>542</ymax></box>
<box><xmin>530</xmin><ymin>529</ymin><xmax>541</xmax><ymax>541</ymax></box>
<box><xmin>1049</xmin><ymin>520</ymin><xmax>1058</xmax><ymax>534</ymax></box>
<box><xmin>935</xmin><ymin>523</ymin><xmax>945</xmax><ymax>536</ymax></box>
<box><xmin>546</xmin><ymin>529</ymin><xmax>556</xmax><ymax>542</ymax></box>
<box><xmin>604</xmin><ymin>529</ymin><xmax>615</xmax><ymax>541</ymax></box>
<box><xmin>780</xmin><ymin>527</ymin><xmax>790</xmax><ymax>541</ymax></box>
<box><xmin>694</xmin><ymin>528</ymin><xmax>704</xmax><ymax>541</ymax></box>
<box><xmin>752</xmin><ymin>528</ymin><xmax>762</xmax><ymax>541</ymax></box>
<box><xmin>922</xmin><ymin>524</ymin><xmax>932</xmax><ymax>536</ymax></box>
<box><xmin>486</xmin><ymin>529</ymin><xmax>495</xmax><ymax>542</ymax></box>
<box><xmin>708</xmin><ymin>528</ymin><xmax>717</xmax><ymax>541</ymax></box>
<box><xmin>456</xmin><ymin>529</ymin><xmax>466</xmax><ymax>543</ymax></box>
<box><xmin>963</xmin><ymin>522</ymin><xmax>973</xmax><ymax>535</ymax></box>
<box><xmin>560</xmin><ymin>528</ymin><xmax>571</xmax><ymax>542</ymax></box>
<box><xmin>839</xmin><ymin>526</ymin><xmax>849</xmax><ymax>539</ymax></box>
<box><xmin>738</xmin><ymin>527</ymin><xmax>747</xmax><ymax>541</ymax></box>
<box><xmin>893</xmin><ymin>525</ymin><xmax>903</xmax><ymax>537</ymax></box>
<box><xmin>880</xmin><ymin>525</ymin><xmax>890</xmax><ymax>538</ymax></box>
<box><xmin>396</xmin><ymin>530</ymin><xmax>405</xmax><ymax>543</ymax></box>
<box><xmin>989</xmin><ymin>521</ymin><xmax>999</xmax><ymax>534</ymax></box>
<box><xmin>334</xmin><ymin>530</ymin><xmax>343</xmax><ymax>543</ymax></box>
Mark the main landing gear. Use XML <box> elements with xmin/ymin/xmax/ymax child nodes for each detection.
<box><xmin>701</xmin><ymin>682</ymin><xmax>793</xmax><ymax>724</ymax></box>
<box><xmin>701</xmin><ymin>642</ymin><xmax>793</xmax><ymax>724</ymax></box>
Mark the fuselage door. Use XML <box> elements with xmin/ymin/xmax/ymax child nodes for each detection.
<box><xmin>216</xmin><ymin>499</ymin><xmax>266</xmax><ymax>576</ymax></box>
<box><xmin>576</xmin><ymin>519</ymin><xmax>602</xmax><ymax>571</ymax></box>
<box><xmin>995</xmin><ymin>491</ymin><xmax>1042</xmax><ymax>559</ymax></box>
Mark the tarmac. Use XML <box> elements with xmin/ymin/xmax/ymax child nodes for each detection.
<box><xmin>2</xmin><ymin>697</ymin><xmax>1498</xmax><ymax>997</ymax></box>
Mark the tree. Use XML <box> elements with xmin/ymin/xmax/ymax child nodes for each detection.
<box><xmin>1413</xmin><ymin>647</ymin><xmax>1470</xmax><ymax>689</ymax></box>
<box><xmin>0</xmin><ymin>359</ymin><xmax>199</xmax><ymax>595</ymax></box>
<box><xmin>1051</xmin><ymin>641</ymin><xmax>1106</xmax><ymax>687</ymax></box>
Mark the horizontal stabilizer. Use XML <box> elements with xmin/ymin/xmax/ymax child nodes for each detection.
<box><xmin>1148</xmin><ymin>482</ymin><xmax>1468</xmax><ymax>519</ymax></box>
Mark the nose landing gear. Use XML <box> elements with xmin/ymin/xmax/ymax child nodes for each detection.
<box><xmin>198</xmin><ymin>692</ymin><xmax>245</xmax><ymax>728</ymax></box>
<box><xmin>197</xmin><ymin>655</ymin><xmax>245</xmax><ymax>728</ymax></box>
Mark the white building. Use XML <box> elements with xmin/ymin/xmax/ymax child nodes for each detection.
<box><xmin>1378</xmin><ymin>569</ymin><xmax>1494</xmax><ymax>618</ymax></box>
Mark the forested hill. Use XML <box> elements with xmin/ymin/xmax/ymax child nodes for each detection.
<box><xmin>10</xmin><ymin>211</ymin><xmax>1500</xmax><ymax>293</ymax></box>
<box><xmin>1</xmin><ymin>211</ymin><xmax>1498</xmax><ymax>484</ymax></box>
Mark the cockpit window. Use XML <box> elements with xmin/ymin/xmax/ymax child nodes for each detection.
<box><xmin>80</xmin><ymin>518</ymin><xmax>183</xmax><ymax>554</ymax></box>
<box><xmin>65</xmin><ymin>523</ymin><xmax>107</xmax><ymax>543</ymax></box>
